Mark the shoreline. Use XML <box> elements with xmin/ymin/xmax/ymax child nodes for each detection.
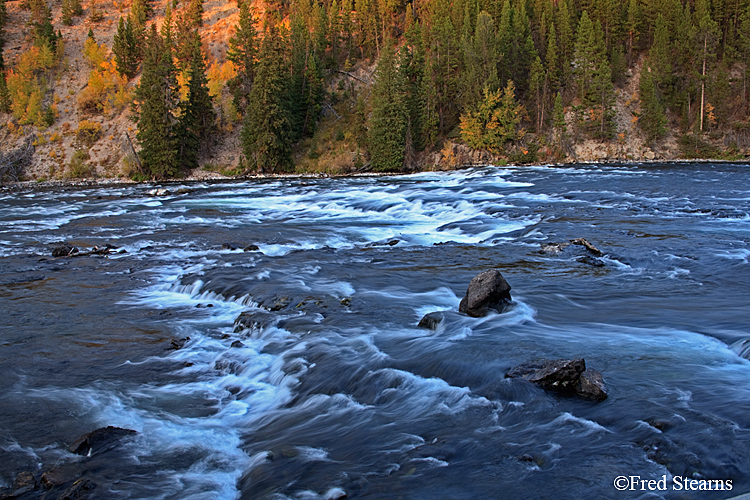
<box><xmin>1</xmin><ymin>159</ymin><xmax>748</xmax><ymax>191</ymax></box>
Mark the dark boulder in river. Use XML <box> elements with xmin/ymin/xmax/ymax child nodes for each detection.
<box><xmin>69</xmin><ymin>426</ymin><xmax>137</xmax><ymax>456</ymax></box>
<box><xmin>417</xmin><ymin>311</ymin><xmax>445</xmax><ymax>330</ymax></box>
<box><xmin>458</xmin><ymin>269</ymin><xmax>512</xmax><ymax>317</ymax></box>
<box><xmin>506</xmin><ymin>358</ymin><xmax>608</xmax><ymax>401</ymax></box>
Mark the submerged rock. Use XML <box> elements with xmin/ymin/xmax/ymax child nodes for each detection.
<box><xmin>506</xmin><ymin>358</ymin><xmax>608</xmax><ymax>401</ymax></box>
<box><xmin>417</xmin><ymin>311</ymin><xmax>444</xmax><ymax>330</ymax></box>
<box><xmin>576</xmin><ymin>255</ymin><xmax>605</xmax><ymax>267</ymax></box>
<box><xmin>233</xmin><ymin>311</ymin><xmax>277</xmax><ymax>334</ymax></box>
<box><xmin>458</xmin><ymin>269</ymin><xmax>512</xmax><ymax>317</ymax></box>
<box><xmin>230</xmin><ymin>340</ymin><xmax>246</xmax><ymax>348</ymax></box>
<box><xmin>59</xmin><ymin>478</ymin><xmax>96</xmax><ymax>500</ymax></box>
<box><xmin>69</xmin><ymin>426</ymin><xmax>137</xmax><ymax>456</ymax></box>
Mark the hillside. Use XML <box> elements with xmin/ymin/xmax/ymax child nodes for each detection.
<box><xmin>1</xmin><ymin>0</ymin><xmax>749</xmax><ymax>182</ymax></box>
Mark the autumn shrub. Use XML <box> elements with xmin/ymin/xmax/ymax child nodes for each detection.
<box><xmin>5</xmin><ymin>44</ymin><xmax>60</xmax><ymax>127</ymax></box>
<box><xmin>207</xmin><ymin>61</ymin><xmax>239</xmax><ymax>131</ymax></box>
<box><xmin>75</xmin><ymin>120</ymin><xmax>102</xmax><ymax>146</ymax></box>
<box><xmin>78</xmin><ymin>59</ymin><xmax>131</xmax><ymax>115</ymax></box>
<box><xmin>459</xmin><ymin>81</ymin><xmax>524</xmax><ymax>153</ymax></box>
<box><xmin>67</xmin><ymin>149</ymin><xmax>94</xmax><ymax>178</ymax></box>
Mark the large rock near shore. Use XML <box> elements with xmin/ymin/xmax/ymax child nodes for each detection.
<box><xmin>506</xmin><ymin>358</ymin><xmax>608</xmax><ymax>401</ymax></box>
<box><xmin>458</xmin><ymin>269</ymin><xmax>512</xmax><ymax>317</ymax></box>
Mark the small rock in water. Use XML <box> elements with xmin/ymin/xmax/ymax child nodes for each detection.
<box><xmin>538</xmin><ymin>242</ymin><xmax>570</xmax><ymax>255</ymax></box>
<box><xmin>52</xmin><ymin>243</ymin><xmax>78</xmax><ymax>257</ymax></box>
<box><xmin>230</xmin><ymin>340</ymin><xmax>246</xmax><ymax>348</ymax></box>
<box><xmin>506</xmin><ymin>358</ymin><xmax>608</xmax><ymax>401</ymax></box>
<box><xmin>417</xmin><ymin>311</ymin><xmax>444</xmax><ymax>330</ymax></box>
<box><xmin>168</xmin><ymin>337</ymin><xmax>190</xmax><ymax>350</ymax></box>
<box><xmin>11</xmin><ymin>471</ymin><xmax>36</xmax><ymax>493</ymax></box>
<box><xmin>69</xmin><ymin>426</ymin><xmax>137</xmax><ymax>456</ymax></box>
<box><xmin>458</xmin><ymin>269</ymin><xmax>512</xmax><ymax>317</ymax></box>
<box><xmin>146</xmin><ymin>188</ymin><xmax>170</xmax><ymax>196</ymax></box>
<box><xmin>339</xmin><ymin>297</ymin><xmax>351</xmax><ymax>307</ymax></box>
<box><xmin>243</xmin><ymin>244</ymin><xmax>260</xmax><ymax>252</ymax></box>
<box><xmin>575</xmin><ymin>368</ymin><xmax>608</xmax><ymax>401</ymax></box>
<box><xmin>570</xmin><ymin>237</ymin><xmax>603</xmax><ymax>256</ymax></box>
<box><xmin>41</xmin><ymin>468</ymin><xmax>67</xmax><ymax>489</ymax></box>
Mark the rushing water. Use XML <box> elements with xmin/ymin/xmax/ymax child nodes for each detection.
<box><xmin>0</xmin><ymin>164</ymin><xmax>749</xmax><ymax>500</ymax></box>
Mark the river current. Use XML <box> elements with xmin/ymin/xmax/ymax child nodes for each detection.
<box><xmin>0</xmin><ymin>164</ymin><xmax>749</xmax><ymax>499</ymax></box>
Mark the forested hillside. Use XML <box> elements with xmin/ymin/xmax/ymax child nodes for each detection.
<box><xmin>1</xmin><ymin>0</ymin><xmax>750</xmax><ymax>180</ymax></box>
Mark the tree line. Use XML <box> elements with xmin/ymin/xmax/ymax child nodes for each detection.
<box><xmin>4</xmin><ymin>0</ymin><xmax>750</xmax><ymax>176</ymax></box>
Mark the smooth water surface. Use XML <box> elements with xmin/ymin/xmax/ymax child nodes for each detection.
<box><xmin>1</xmin><ymin>163</ymin><xmax>749</xmax><ymax>499</ymax></box>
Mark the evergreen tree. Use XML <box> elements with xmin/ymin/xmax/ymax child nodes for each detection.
<box><xmin>638</xmin><ymin>63</ymin><xmax>666</xmax><ymax>142</ymax></box>
<box><xmin>552</xmin><ymin>91</ymin><xmax>567</xmax><ymax>147</ymax></box>
<box><xmin>573</xmin><ymin>11</ymin><xmax>614</xmax><ymax>138</ymax></box>
<box><xmin>529</xmin><ymin>54</ymin><xmax>545</xmax><ymax>131</ymax></box>
<box><xmin>227</xmin><ymin>0</ymin><xmax>258</xmax><ymax>111</ymax></box>
<box><xmin>0</xmin><ymin>0</ymin><xmax>8</xmax><ymax>112</ymax></box>
<box><xmin>241</xmin><ymin>16</ymin><xmax>293</xmax><ymax>173</ymax></box>
<box><xmin>131</xmin><ymin>0</ymin><xmax>151</xmax><ymax>30</ymax></box>
<box><xmin>461</xmin><ymin>10</ymin><xmax>497</xmax><ymax>110</ymax></box>
<box><xmin>113</xmin><ymin>15</ymin><xmax>141</xmax><ymax>79</ymax></box>
<box><xmin>62</xmin><ymin>0</ymin><xmax>74</xmax><ymax>26</ymax></box>
<box><xmin>368</xmin><ymin>40</ymin><xmax>409</xmax><ymax>171</ymax></box>
<box><xmin>175</xmin><ymin>0</ymin><xmax>204</xmax><ymax>70</ymax></box>
<box><xmin>176</xmin><ymin>34</ymin><xmax>216</xmax><ymax>170</ymax></box>
<box><xmin>650</xmin><ymin>14</ymin><xmax>671</xmax><ymax>86</ymax></box>
<box><xmin>134</xmin><ymin>24</ymin><xmax>179</xmax><ymax>178</ymax></box>
<box><xmin>28</xmin><ymin>0</ymin><xmax>60</xmax><ymax>51</ymax></box>
<box><xmin>694</xmin><ymin>0</ymin><xmax>719</xmax><ymax>132</ymax></box>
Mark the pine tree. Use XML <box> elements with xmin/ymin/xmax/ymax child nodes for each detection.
<box><xmin>552</xmin><ymin>91</ymin><xmax>567</xmax><ymax>147</ymax></box>
<box><xmin>694</xmin><ymin>0</ymin><xmax>719</xmax><ymax>132</ymax></box>
<box><xmin>574</xmin><ymin>11</ymin><xmax>615</xmax><ymax>139</ymax></box>
<box><xmin>227</xmin><ymin>0</ymin><xmax>258</xmax><ymax>112</ymax></box>
<box><xmin>368</xmin><ymin>39</ymin><xmax>409</xmax><ymax>171</ymax></box>
<box><xmin>28</xmin><ymin>0</ymin><xmax>60</xmax><ymax>51</ymax></box>
<box><xmin>461</xmin><ymin>10</ymin><xmax>497</xmax><ymax>110</ymax></box>
<box><xmin>113</xmin><ymin>15</ymin><xmax>141</xmax><ymax>79</ymax></box>
<box><xmin>639</xmin><ymin>63</ymin><xmax>666</xmax><ymax>142</ymax></box>
<box><xmin>134</xmin><ymin>24</ymin><xmax>179</xmax><ymax>178</ymax></box>
<box><xmin>0</xmin><ymin>0</ymin><xmax>8</xmax><ymax>112</ymax></box>
<box><xmin>175</xmin><ymin>0</ymin><xmax>204</xmax><ymax>70</ymax></box>
<box><xmin>650</xmin><ymin>14</ymin><xmax>671</xmax><ymax>86</ymax></box>
<box><xmin>241</xmin><ymin>16</ymin><xmax>293</xmax><ymax>173</ymax></box>
<box><xmin>176</xmin><ymin>34</ymin><xmax>216</xmax><ymax>170</ymax></box>
<box><xmin>131</xmin><ymin>0</ymin><xmax>151</xmax><ymax>30</ymax></box>
<box><xmin>62</xmin><ymin>0</ymin><xmax>74</xmax><ymax>26</ymax></box>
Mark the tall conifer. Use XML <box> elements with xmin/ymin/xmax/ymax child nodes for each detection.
<box><xmin>176</xmin><ymin>34</ymin><xmax>216</xmax><ymax>170</ymax></box>
<box><xmin>368</xmin><ymin>39</ymin><xmax>409</xmax><ymax>172</ymax></box>
<box><xmin>241</xmin><ymin>16</ymin><xmax>293</xmax><ymax>173</ymax></box>
<box><xmin>134</xmin><ymin>25</ymin><xmax>179</xmax><ymax>178</ymax></box>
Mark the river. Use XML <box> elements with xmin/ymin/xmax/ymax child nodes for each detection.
<box><xmin>0</xmin><ymin>163</ymin><xmax>749</xmax><ymax>499</ymax></box>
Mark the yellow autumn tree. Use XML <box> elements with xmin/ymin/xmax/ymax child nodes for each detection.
<box><xmin>459</xmin><ymin>80</ymin><xmax>524</xmax><ymax>153</ymax></box>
